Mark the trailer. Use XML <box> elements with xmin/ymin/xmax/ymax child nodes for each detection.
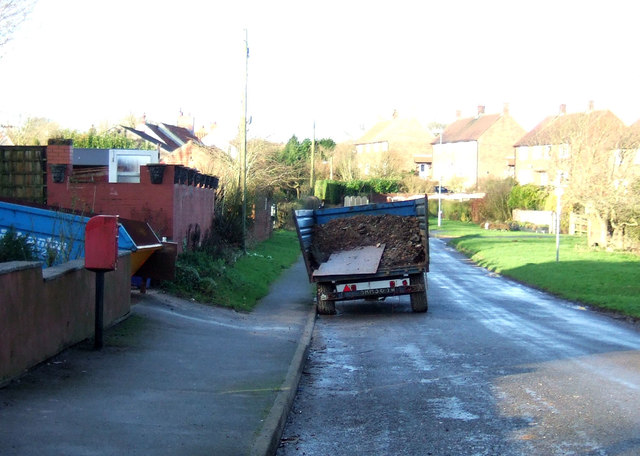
<box><xmin>294</xmin><ymin>196</ymin><xmax>429</xmax><ymax>315</ymax></box>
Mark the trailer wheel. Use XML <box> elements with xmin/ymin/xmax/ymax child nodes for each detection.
<box><xmin>410</xmin><ymin>273</ymin><xmax>428</xmax><ymax>313</ymax></box>
<box><xmin>316</xmin><ymin>283</ymin><xmax>336</xmax><ymax>315</ymax></box>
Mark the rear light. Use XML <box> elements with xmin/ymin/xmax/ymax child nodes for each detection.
<box><xmin>351</xmin><ymin>284</ymin><xmax>357</xmax><ymax>291</ymax></box>
<box><xmin>389</xmin><ymin>280</ymin><xmax>396</xmax><ymax>288</ymax></box>
<box><xmin>402</xmin><ymin>279</ymin><xmax>408</xmax><ymax>286</ymax></box>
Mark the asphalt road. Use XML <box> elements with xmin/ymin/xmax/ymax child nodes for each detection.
<box><xmin>277</xmin><ymin>238</ymin><xmax>640</xmax><ymax>456</ymax></box>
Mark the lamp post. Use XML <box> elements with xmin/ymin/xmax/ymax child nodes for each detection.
<box><xmin>555</xmin><ymin>179</ymin><xmax>564</xmax><ymax>262</ymax></box>
<box><xmin>436</xmin><ymin>129</ymin><xmax>443</xmax><ymax>227</ymax></box>
<box><xmin>241</xmin><ymin>30</ymin><xmax>249</xmax><ymax>254</ymax></box>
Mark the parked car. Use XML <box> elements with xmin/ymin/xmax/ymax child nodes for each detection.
<box><xmin>434</xmin><ymin>185</ymin><xmax>450</xmax><ymax>193</ymax></box>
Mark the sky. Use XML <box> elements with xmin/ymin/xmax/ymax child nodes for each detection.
<box><xmin>1</xmin><ymin>0</ymin><xmax>639</xmax><ymax>144</ymax></box>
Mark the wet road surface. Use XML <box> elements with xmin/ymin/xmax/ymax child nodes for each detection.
<box><xmin>277</xmin><ymin>238</ymin><xmax>640</xmax><ymax>455</ymax></box>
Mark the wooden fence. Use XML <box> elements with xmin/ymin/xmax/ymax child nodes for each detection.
<box><xmin>0</xmin><ymin>146</ymin><xmax>47</xmax><ymax>204</ymax></box>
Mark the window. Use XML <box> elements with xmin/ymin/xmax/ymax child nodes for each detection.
<box><xmin>558</xmin><ymin>144</ymin><xmax>570</xmax><ymax>159</ymax></box>
<box><xmin>108</xmin><ymin>149</ymin><xmax>159</xmax><ymax>183</ymax></box>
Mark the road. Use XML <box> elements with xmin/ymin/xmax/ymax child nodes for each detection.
<box><xmin>277</xmin><ymin>238</ymin><xmax>640</xmax><ymax>456</ymax></box>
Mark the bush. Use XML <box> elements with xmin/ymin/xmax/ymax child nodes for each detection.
<box><xmin>444</xmin><ymin>200</ymin><xmax>472</xmax><ymax>222</ymax></box>
<box><xmin>428</xmin><ymin>199</ymin><xmax>471</xmax><ymax>221</ymax></box>
<box><xmin>0</xmin><ymin>228</ymin><xmax>38</xmax><ymax>262</ymax></box>
<box><xmin>275</xmin><ymin>201</ymin><xmax>300</xmax><ymax>230</ymax></box>
<box><xmin>508</xmin><ymin>184</ymin><xmax>549</xmax><ymax>210</ymax></box>
<box><xmin>475</xmin><ymin>177</ymin><xmax>517</xmax><ymax>222</ymax></box>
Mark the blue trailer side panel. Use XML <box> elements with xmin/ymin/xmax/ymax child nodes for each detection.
<box><xmin>0</xmin><ymin>201</ymin><xmax>136</xmax><ymax>267</ymax></box>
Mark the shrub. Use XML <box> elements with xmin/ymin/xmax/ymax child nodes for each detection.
<box><xmin>0</xmin><ymin>228</ymin><xmax>38</xmax><ymax>262</ymax></box>
<box><xmin>476</xmin><ymin>177</ymin><xmax>517</xmax><ymax>222</ymax></box>
<box><xmin>508</xmin><ymin>184</ymin><xmax>549</xmax><ymax>210</ymax></box>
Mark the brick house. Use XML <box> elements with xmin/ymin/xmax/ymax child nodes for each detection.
<box><xmin>514</xmin><ymin>103</ymin><xmax>628</xmax><ymax>186</ymax></box>
<box><xmin>354</xmin><ymin>113</ymin><xmax>434</xmax><ymax>177</ymax></box>
<box><xmin>431</xmin><ymin>105</ymin><xmax>525</xmax><ymax>190</ymax></box>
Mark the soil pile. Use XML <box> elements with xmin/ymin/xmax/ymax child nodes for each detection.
<box><xmin>311</xmin><ymin>214</ymin><xmax>425</xmax><ymax>269</ymax></box>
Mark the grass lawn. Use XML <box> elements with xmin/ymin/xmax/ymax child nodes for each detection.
<box><xmin>167</xmin><ymin>230</ymin><xmax>302</xmax><ymax>312</ymax></box>
<box><xmin>431</xmin><ymin>219</ymin><xmax>640</xmax><ymax>318</ymax></box>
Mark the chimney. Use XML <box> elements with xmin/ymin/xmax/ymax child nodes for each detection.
<box><xmin>559</xmin><ymin>104</ymin><xmax>566</xmax><ymax>115</ymax></box>
<box><xmin>177</xmin><ymin>110</ymin><xmax>195</xmax><ymax>133</ymax></box>
<box><xmin>502</xmin><ymin>103</ymin><xmax>510</xmax><ymax>116</ymax></box>
<box><xmin>477</xmin><ymin>105</ymin><xmax>485</xmax><ymax>116</ymax></box>
<box><xmin>456</xmin><ymin>110</ymin><xmax>462</xmax><ymax>120</ymax></box>
<box><xmin>587</xmin><ymin>100</ymin><xmax>595</xmax><ymax>112</ymax></box>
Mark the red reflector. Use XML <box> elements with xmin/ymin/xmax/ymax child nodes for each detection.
<box><xmin>402</xmin><ymin>279</ymin><xmax>408</xmax><ymax>286</ymax></box>
<box><xmin>390</xmin><ymin>281</ymin><xmax>396</xmax><ymax>287</ymax></box>
<box><xmin>343</xmin><ymin>285</ymin><xmax>351</xmax><ymax>292</ymax></box>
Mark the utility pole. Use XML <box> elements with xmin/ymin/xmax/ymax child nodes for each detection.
<box><xmin>310</xmin><ymin>121</ymin><xmax>316</xmax><ymax>196</ymax></box>
<box><xmin>241</xmin><ymin>30</ymin><xmax>249</xmax><ymax>253</ymax></box>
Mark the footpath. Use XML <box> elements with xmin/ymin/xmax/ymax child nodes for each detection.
<box><xmin>0</xmin><ymin>257</ymin><xmax>315</xmax><ymax>456</ymax></box>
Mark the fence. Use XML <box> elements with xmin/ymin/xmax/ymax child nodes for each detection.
<box><xmin>0</xmin><ymin>146</ymin><xmax>47</xmax><ymax>204</ymax></box>
<box><xmin>569</xmin><ymin>213</ymin><xmax>589</xmax><ymax>236</ymax></box>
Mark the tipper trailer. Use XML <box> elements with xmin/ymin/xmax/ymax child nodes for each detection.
<box><xmin>294</xmin><ymin>197</ymin><xmax>429</xmax><ymax>315</ymax></box>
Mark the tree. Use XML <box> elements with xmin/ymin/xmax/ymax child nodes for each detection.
<box><xmin>0</xmin><ymin>0</ymin><xmax>37</xmax><ymax>50</ymax></box>
<box><xmin>548</xmin><ymin>110</ymin><xmax>640</xmax><ymax>248</ymax></box>
<box><xmin>7</xmin><ymin>116</ymin><xmax>58</xmax><ymax>145</ymax></box>
<box><xmin>53</xmin><ymin>126</ymin><xmax>153</xmax><ymax>149</ymax></box>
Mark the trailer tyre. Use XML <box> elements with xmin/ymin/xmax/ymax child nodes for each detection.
<box><xmin>316</xmin><ymin>283</ymin><xmax>336</xmax><ymax>315</ymax></box>
<box><xmin>410</xmin><ymin>273</ymin><xmax>428</xmax><ymax>313</ymax></box>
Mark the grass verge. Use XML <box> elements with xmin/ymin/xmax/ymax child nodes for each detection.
<box><xmin>431</xmin><ymin>219</ymin><xmax>640</xmax><ymax>318</ymax></box>
<box><xmin>164</xmin><ymin>230</ymin><xmax>301</xmax><ymax>312</ymax></box>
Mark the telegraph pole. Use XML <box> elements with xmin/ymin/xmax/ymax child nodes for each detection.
<box><xmin>241</xmin><ymin>30</ymin><xmax>249</xmax><ymax>253</ymax></box>
<box><xmin>310</xmin><ymin>121</ymin><xmax>316</xmax><ymax>196</ymax></box>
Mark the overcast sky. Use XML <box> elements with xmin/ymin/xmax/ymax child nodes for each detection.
<box><xmin>1</xmin><ymin>0</ymin><xmax>639</xmax><ymax>143</ymax></box>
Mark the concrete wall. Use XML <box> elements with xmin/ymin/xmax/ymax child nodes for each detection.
<box><xmin>0</xmin><ymin>252</ymin><xmax>131</xmax><ymax>385</ymax></box>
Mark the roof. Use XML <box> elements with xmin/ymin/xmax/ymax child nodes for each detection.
<box><xmin>433</xmin><ymin>113</ymin><xmax>501</xmax><ymax>144</ymax></box>
<box><xmin>355</xmin><ymin>117</ymin><xmax>434</xmax><ymax>146</ymax></box>
<box><xmin>514</xmin><ymin>110</ymin><xmax>627</xmax><ymax>148</ymax></box>
<box><xmin>122</xmin><ymin>122</ymin><xmax>203</xmax><ymax>152</ymax></box>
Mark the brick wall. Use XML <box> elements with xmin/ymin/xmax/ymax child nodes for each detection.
<box><xmin>477</xmin><ymin>115</ymin><xmax>525</xmax><ymax>185</ymax></box>
<box><xmin>47</xmin><ymin>163</ymin><xmax>216</xmax><ymax>253</ymax></box>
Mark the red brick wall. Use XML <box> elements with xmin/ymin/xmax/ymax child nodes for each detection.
<box><xmin>173</xmin><ymin>179</ymin><xmax>215</xmax><ymax>251</ymax></box>
<box><xmin>252</xmin><ymin>194</ymin><xmax>273</xmax><ymax>243</ymax></box>
<box><xmin>47</xmin><ymin>144</ymin><xmax>73</xmax><ymax>165</ymax></box>
<box><xmin>47</xmin><ymin>163</ymin><xmax>215</xmax><ymax>253</ymax></box>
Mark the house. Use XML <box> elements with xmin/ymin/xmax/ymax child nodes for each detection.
<box><xmin>432</xmin><ymin>105</ymin><xmax>525</xmax><ymax>190</ymax></box>
<box><xmin>354</xmin><ymin>112</ymin><xmax>434</xmax><ymax>177</ymax></box>
<box><xmin>514</xmin><ymin>103</ymin><xmax>628</xmax><ymax>186</ymax></box>
<box><xmin>122</xmin><ymin>114</ymin><xmax>203</xmax><ymax>154</ymax></box>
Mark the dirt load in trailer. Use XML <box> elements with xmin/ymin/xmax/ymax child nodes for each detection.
<box><xmin>294</xmin><ymin>197</ymin><xmax>429</xmax><ymax>315</ymax></box>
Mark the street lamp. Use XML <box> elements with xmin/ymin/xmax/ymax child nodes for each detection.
<box><xmin>555</xmin><ymin>178</ymin><xmax>564</xmax><ymax>262</ymax></box>
<box><xmin>436</xmin><ymin>129</ymin><xmax>443</xmax><ymax>227</ymax></box>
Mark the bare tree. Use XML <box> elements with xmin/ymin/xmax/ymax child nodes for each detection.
<box><xmin>548</xmin><ymin>110</ymin><xmax>640</xmax><ymax>248</ymax></box>
<box><xmin>0</xmin><ymin>0</ymin><xmax>37</xmax><ymax>50</ymax></box>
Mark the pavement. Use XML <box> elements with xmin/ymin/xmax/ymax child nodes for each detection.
<box><xmin>0</xmin><ymin>257</ymin><xmax>316</xmax><ymax>456</ymax></box>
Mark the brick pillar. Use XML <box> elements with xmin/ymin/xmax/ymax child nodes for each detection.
<box><xmin>47</xmin><ymin>139</ymin><xmax>73</xmax><ymax>184</ymax></box>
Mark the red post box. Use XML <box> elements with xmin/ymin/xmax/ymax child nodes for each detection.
<box><xmin>85</xmin><ymin>215</ymin><xmax>119</xmax><ymax>271</ymax></box>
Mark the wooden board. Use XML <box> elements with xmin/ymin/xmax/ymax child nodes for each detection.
<box><xmin>312</xmin><ymin>244</ymin><xmax>385</xmax><ymax>278</ymax></box>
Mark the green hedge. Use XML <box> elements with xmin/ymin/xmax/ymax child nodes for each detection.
<box><xmin>508</xmin><ymin>184</ymin><xmax>549</xmax><ymax>210</ymax></box>
<box><xmin>315</xmin><ymin>178</ymin><xmax>401</xmax><ymax>204</ymax></box>
<box><xmin>428</xmin><ymin>199</ymin><xmax>472</xmax><ymax>222</ymax></box>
